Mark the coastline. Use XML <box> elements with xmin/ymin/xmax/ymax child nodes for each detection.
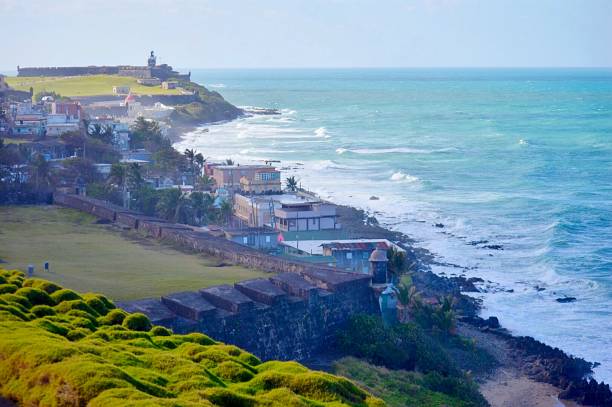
<box><xmin>173</xmin><ymin>115</ymin><xmax>610</xmax><ymax>406</ymax></box>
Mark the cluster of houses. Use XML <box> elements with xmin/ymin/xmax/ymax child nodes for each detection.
<box><xmin>202</xmin><ymin>162</ymin><xmax>405</xmax><ymax>279</ymax></box>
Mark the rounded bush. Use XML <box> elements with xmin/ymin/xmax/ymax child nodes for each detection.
<box><xmin>23</xmin><ymin>278</ymin><xmax>61</xmax><ymax>294</ymax></box>
<box><xmin>0</xmin><ymin>293</ymin><xmax>32</xmax><ymax>309</ymax></box>
<box><xmin>82</xmin><ymin>294</ymin><xmax>113</xmax><ymax>316</ymax></box>
<box><xmin>31</xmin><ymin>305</ymin><xmax>57</xmax><ymax>318</ymax></box>
<box><xmin>55</xmin><ymin>299</ymin><xmax>99</xmax><ymax>317</ymax></box>
<box><xmin>150</xmin><ymin>326</ymin><xmax>172</xmax><ymax>336</ymax></box>
<box><xmin>0</xmin><ymin>284</ymin><xmax>18</xmax><ymax>294</ymax></box>
<box><xmin>51</xmin><ymin>289</ymin><xmax>82</xmax><ymax>304</ymax></box>
<box><xmin>36</xmin><ymin>318</ymin><xmax>69</xmax><ymax>336</ymax></box>
<box><xmin>15</xmin><ymin>287</ymin><xmax>54</xmax><ymax>306</ymax></box>
<box><xmin>122</xmin><ymin>313</ymin><xmax>152</xmax><ymax>332</ymax></box>
<box><xmin>0</xmin><ymin>275</ymin><xmax>7</xmax><ymax>284</ymax></box>
<box><xmin>214</xmin><ymin>361</ymin><xmax>255</xmax><ymax>382</ymax></box>
<box><xmin>67</xmin><ymin>328</ymin><xmax>89</xmax><ymax>341</ymax></box>
<box><xmin>0</xmin><ymin>304</ymin><xmax>30</xmax><ymax>321</ymax></box>
<box><xmin>98</xmin><ymin>309</ymin><xmax>127</xmax><ymax>326</ymax></box>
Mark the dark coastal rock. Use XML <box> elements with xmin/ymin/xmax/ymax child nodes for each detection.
<box><xmin>434</xmin><ymin>223</ymin><xmax>445</xmax><ymax>228</ymax></box>
<box><xmin>449</xmin><ymin>276</ymin><xmax>480</xmax><ymax>292</ymax></box>
<box><xmin>369</xmin><ymin>196</ymin><xmax>380</xmax><ymax>200</ymax></box>
<box><xmin>483</xmin><ymin>244</ymin><xmax>504</xmax><ymax>250</ymax></box>
<box><xmin>535</xmin><ymin>285</ymin><xmax>546</xmax><ymax>292</ymax></box>
<box><xmin>556</xmin><ymin>296</ymin><xmax>577</xmax><ymax>303</ymax></box>
<box><xmin>486</xmin><ymin>316</ymin><xmax>500</xmax><ymax>329</ymax></box>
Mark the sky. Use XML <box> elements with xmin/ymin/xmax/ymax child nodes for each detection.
<box><xmin>1</xmin><ymin>0</ymin><xmax>611</xmax><ymax>70</ymax></box>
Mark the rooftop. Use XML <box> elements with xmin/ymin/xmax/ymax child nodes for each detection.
<box><xmin>281</xmin><ymin>238</ymin><xmax>404</xmax><ymax>256</ymax></box>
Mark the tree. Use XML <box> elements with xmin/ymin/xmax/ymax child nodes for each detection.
<box><xmin>190</xmin><ymin>191</ymin><xmax>215</xmax><ymax>225</ymax></box>
<box><xmin>126</xmin><ymin>163</ymin><xmax>144</xmax><ymax>190</ymax></box>
<box><xmin>387</xmin><ymin>247</ymin><xmax>407</xmax><ymax>283</ymax></box>
<box><xmin>184</xmin><ymin>148</ymin><xmax>196</xmax><ymax>174</ymax></box>
<box><xmin>225</xmin><ymin>158</ymin><xmax>234</xmax><ymax>166</ymax></box>
<box><xmin>88</xmin><ymin>124</ymin><xmax>113</xmax><ymax>144</ymax></box>
<box><xmin>155</xmin><ymin>188</ymin><xmax>181</xmax><ymax>221</ymax></box>
<box><xmin>194</xmin><ymin>153</ymin><xmax>205</xmax><ymax>171</ymax></box>
<box><xmin>285</xmin><ymin>176</ymin><xmax>298</xmax><ymax>192</ymax></box>
<box><xmin>219</xmin><ymin>199</ymin><xmax>233</xmax><ymax>225</ymax></box>
<box><xmin>109</xmin><ymin>163</ymin><xmax>127</xmax><ymax>189</ymax></box>
<box><xmin>30</xmin><ymin>154</ymin><xmax>52</xmax><ymax>189</ymax></box>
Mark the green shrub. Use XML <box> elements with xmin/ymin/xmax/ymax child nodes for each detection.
<box><xmin>36</xmin><ymin>318</ymin><xmax>69</xmax><ymax>336</ymax></box>
<box><xmin>83</xmin><ymin>293</ymin><xmax>113</xmax><ymax>315</ymax></box>
<box><xmin>0</xmin><ymin>304</ymin><xmax>30</xmax><ymax>321</ymax></box>
<box><xmin>55</xmin><ymin>299</ymin><xmax>99</xmax><ymax>317</ymax></box>
<box><xmin>0</xmin><ymin>284</ymin><xmax>18</xmax><ymax>294</ymax></box>
<box><xmin>150</xmin><ymin>325</ymin><xmax>172</xmax><ymax>336</ymax></box>
<box><xmin>51</xmin><ymin>288</ymin><xmax>82</xmax><ymax>304</ymax></box>
<box><xmin>0</xmin><ymin>293</ymin><xmax>32</xmax><ymax>309</ymax></box>
<box><xmin>23</xmin><ymin>278</ymin><xmax>61</xmax><ymax>294</ymax></box>
<box><xmin>14</xmin><ymin>287</ymin><xmax>54</xmax><ymax>306</ymax></box>
<box><xmin>31</xmin><ymin>305</ymin><xmax>57</xmax><ymax>318</ymax></box>
<box><xmin>214</xmin><ymin>360</ymin><xmax>255</xmax><ymax>382</ymax></box>
<box><xmin>122</xmin><ymin>313</ymin><xmax>152</xmax><ymax>332</ymax></box>
<box><xmin>98</xmin><ymin>308</ymin><xmax>127</xmax><ymax>326</ymax></box>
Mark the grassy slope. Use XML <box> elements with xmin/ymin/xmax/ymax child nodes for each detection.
<box><xmin>0</xmin><ymin>269</ymin><xmax>384</xmax><ymax>406</ymax></box>
<box><xmin>4</xmin><ymin>75</ymin><xmax>182</xmax><ymax>96</ymax></box>
<box><xmin>0</xmin><ymin>206</ymin><xmax>268</xmax><ymax>301</ymax></box>
<box><xmin>333</xmin><ymin>357</ymin><xmax>472</xmax><ymax>407</ymax></box>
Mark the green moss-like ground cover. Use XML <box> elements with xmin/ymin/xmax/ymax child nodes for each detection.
<box><xmin>0</xmin><ymin>268</ymin><xmax>384</xmax><ymax>406</ymax></box>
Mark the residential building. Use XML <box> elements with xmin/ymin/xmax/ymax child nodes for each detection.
<box><xmin>224</xmin><ymin>227</ymin><xmax>279</xmax><ymax>250</ymax></box>
<box><xmin>233</xmin><ymin>192</ymin><xmax>325</xmax><ymax>229</ymax></box>
<box><xmin>51</xmin><ymin>102</ymin><xmax>81</xmax><ymax>122</ymax></box>
<box><xmin>279</xmin><ymin>238</ymin><xmax>403</xmax><ymax>274</ymax></box>
<box><xmin>274</xmin><ymin>200</ymin><xmax>340</xmax><ymax>232</ymax></box>
<box><xmin>46</xmin><ymin>114</ymin><xmax>80</xmax><ymax>137</ymax></box>
<box><xmin>212</xmin><ymin>164</ymin><xmax>281</xmax><ymax>193</ymax></box>
<box><xmin>12</xmin><ymin>113</ymin><xmax>46</xmax><ymax>137</ymax></box>
<box><xmin>128</xmin><ymin>102</ymin><xmax>174</xmax><ymax>120</ymax></box>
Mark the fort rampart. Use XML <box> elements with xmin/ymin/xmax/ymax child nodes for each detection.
<box><xmin>53</xmin><ymin>192</ymin><xmax>378</xmax><ymax>360</ymax></box>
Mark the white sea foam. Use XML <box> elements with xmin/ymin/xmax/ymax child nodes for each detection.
<box><xmin>314</xmin><ymin>127</ymin><xmax>331</xmax><ymax>138</ymax></box>
<box><xmin>390</xmin><ymin>171</ymin><xmax>419</xmax><ymax>183</ymax></box>
<box><xmin>337</xmin><ymin>147</ymin><xmax>457</xmax><ymax>155</ymax></box>
<box><xmin>208</xmin><ymin>83</ymin><xmax>226</xmax><ymax>88</ymax></box>
<box><xmin>519</xmin><ymin>139</ymin><xmax>529</xmax><ymax>145</ymax></box>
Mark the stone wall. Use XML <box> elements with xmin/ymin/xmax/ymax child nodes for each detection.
<box><xmin>54</xmin><ymin>192</ymin><xmax>378</xmax><ymax>360</ymax></box>
<box><xmin>17</xmin><ymin>66</ymin><xmax>120</xmax><ymax>77</ymax></box>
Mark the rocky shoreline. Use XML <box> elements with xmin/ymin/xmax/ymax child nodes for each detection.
<box><xmin>172</xmin><ymin>109</ymin><xmax>611</xmax><ymax>406</ymax></box>
<box><xmin>337</xmin><ymin>204</ymin><xmax>611</xmax><ymax>406</ymax></box>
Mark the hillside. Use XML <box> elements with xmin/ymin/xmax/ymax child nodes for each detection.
<box><xmin>5</xmin><ymin>75</ymin><xmax>183</xmax><ymax>96</ymax></box>
<box><xmin>0</xmin><ymin>268</ymin><xmax>384</xmax><ymax>406</ymax></box>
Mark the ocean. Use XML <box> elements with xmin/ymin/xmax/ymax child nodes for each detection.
<box><xmin>175</xmin><ymin>68</ymin><xmax>612</xmax><ymax>382</ymax></box>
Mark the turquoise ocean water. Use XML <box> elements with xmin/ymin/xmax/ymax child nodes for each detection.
<box><xmin>175</xmin><ymin>69</ymin><xmax>612</xmax><ymax>382</ymax></box>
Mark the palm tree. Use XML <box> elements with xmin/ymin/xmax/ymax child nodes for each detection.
<box><xmin>396</xmin><ymin>283</ymin><xmax>421</xmax><ymax>323</ymax></box>
<box><xmin>387</xmin><ymin>248</ymin><xmax>406</xmax><ymax>283</ymax></box>
<box><xmin>194</xmin><ymin>153</ymin><xmax>205</xmax><ymax>171</ymax></box>
<box><xmin>225</xmin><ymin>158</ymin><xmax>234</xmax><ymax>166</ymax></box>
<box><xmin>286</xmin><ymin>176</ymin><xmax>298</xmax><ymax>192</ymax></box>
<box><xmin>174</xmin><ymin>193</ymin><xmax>194</xmax><ymax>224</ymax></box>
<box><xmin>155</xmin><ymin>188</ymin><xmax>181</xmax><ymax>221</ymax></box>
<box><xmin>184</xmin><ymin>149</ymin><xmax>196</xmax><ymax>173</ymax></box>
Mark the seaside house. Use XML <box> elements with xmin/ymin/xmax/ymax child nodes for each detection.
<box><xmin>224</xmin><ymin>227</ymin><xmax>279</xmax><ymax>250</ymax></box>
<box><xmin>51</xmin><ymin>102</ymin><xmax>81</xmax><ymax>122</ymax></box>
<box><xmin>274</xmin><ymin>200</ymin><xmax>340</xmax><ymax>232</ymax></box>
<box><xmin>212</xmin><ymin>164</ymin><xmax>281</xmax><ymax>193</ymax></box>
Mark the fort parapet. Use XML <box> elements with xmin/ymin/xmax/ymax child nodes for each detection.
<box><xmin>53</xmin><ymin>192</ymin><xmax>378</xmax><ymax>360</ymax></box>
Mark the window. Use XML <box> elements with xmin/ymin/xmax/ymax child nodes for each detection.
<box><xmin>243</xmin><ymin>237</ymin><xmax>248</xmax><ymax>244</ymax></box>
<box><xmin>266</xmin><ymin>236</ymin><xmax>271</xmax><ymax>243</ymax></box>
<box><xmin>363</xmin><ymin>252</ymin><xmax>369</xmax><ymax>259</ymax></box>
<box><xmin>346</xmin><ymin>253</ymin><xmax>352</xmax><ymax>260</ymax></box>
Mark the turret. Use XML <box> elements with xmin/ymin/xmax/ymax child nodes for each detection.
<box><xmin>369</xmin><ymin>244</ymin><xmax>389</xmax><ymax>284</ymax></box>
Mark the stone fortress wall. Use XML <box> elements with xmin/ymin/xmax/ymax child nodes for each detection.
<box><xmin>53</xmin><ymin>193</ymin><xmax>378</xmax><ymax>360</ymax></box>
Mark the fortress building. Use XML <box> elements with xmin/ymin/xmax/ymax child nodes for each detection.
<box><xmin>17</xmin><ymin>51</ymin><xmax>190</xmax><ymax>81</ymax></box>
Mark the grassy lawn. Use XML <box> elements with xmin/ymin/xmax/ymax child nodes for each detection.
<box><xmin>4</xmin><ymin>74</ymin><xmax>183</xmax><ymax>97</ymax></box>
<box><xmin>0</xmin><ymin>205</ymin><xmax>268</xmax><ymax>301</ymax></box>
